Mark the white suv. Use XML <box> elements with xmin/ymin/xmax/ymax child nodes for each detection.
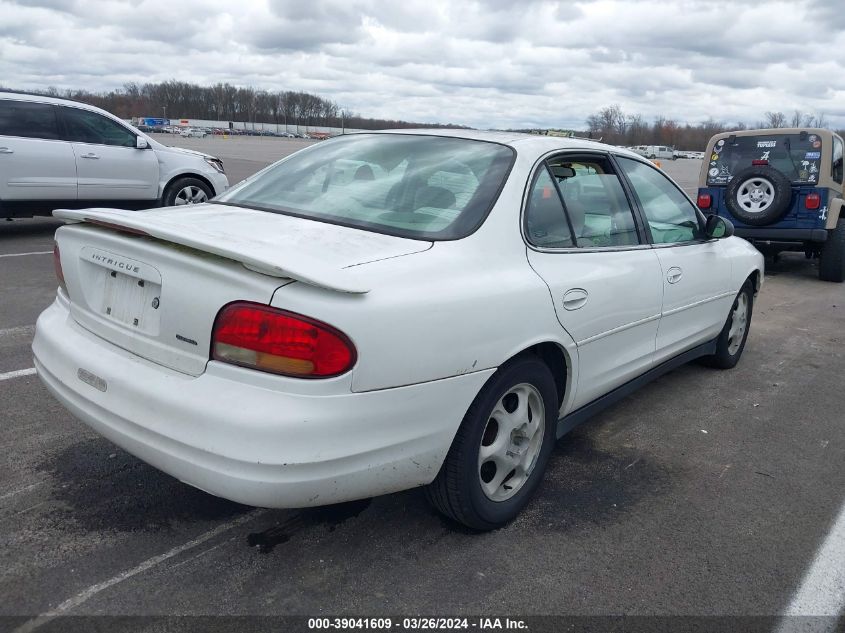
<box><xmin>0</xmin><ymin>93</ymin><xmax>229</xmax><ymax>218</ymax></box>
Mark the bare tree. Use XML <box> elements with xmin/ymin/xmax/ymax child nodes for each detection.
<box><xmin>764</xmin><ymin>111</ymin><xmax>787</xmax><ymax>128</ymax></box>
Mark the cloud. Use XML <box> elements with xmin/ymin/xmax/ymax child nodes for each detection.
<box><xmin>0</xmin><ymin>0</ymin><xmax>842</xmax><ymax>130</ymax></box>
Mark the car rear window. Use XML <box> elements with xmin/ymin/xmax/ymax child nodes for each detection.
<box><xmin>707</xmin><ymin>133</ymin><xmax>823</xmax><ymax>186</ymax></box>
<box><xmin>215</xmin><ymin>134</ymin><xmax>515</xmax><ymax>240</ymax></box>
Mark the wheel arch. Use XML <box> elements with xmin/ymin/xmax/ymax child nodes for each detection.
<box><xmin>826</xmin><ymin>197</ymin><xmax>844</xmax><ymax>230</ymax></box>
<box><xmin>489</xmin><ymin>341</ymin><xmax>572</xmax><ymax>415</ymax></box>
<box><xmin>747</xmin><ymin>268</ymin><xmax>762</xmax><ymax>295</ymax></box>
<box><xmin>160</xmin><ymin>172</ymin><xmax>215</xmax><ymax>203</ymax></box>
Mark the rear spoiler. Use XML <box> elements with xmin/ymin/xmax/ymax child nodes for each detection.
<box><xmin>53</xmin><ymin>208</ymin><xmax>370</xmax><ymax>294</ymax></box>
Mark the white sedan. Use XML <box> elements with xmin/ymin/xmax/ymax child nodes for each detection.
<box><xmin>33</xmin><ymin>130</ymin><xmax>763</xmax><ymax>530</ymax></box>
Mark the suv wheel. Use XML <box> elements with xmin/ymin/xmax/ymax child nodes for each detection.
<box><xmin>162</xmin><ymin>177</ymin><xmax>213</xmax><ymax>207</ymax></box>
<box><xmin>819</xmin><ymin>219</ymin><xmax>845</xmax><ymax>283</ymax></box>
<box><xmin>725</xmin><ymin>166</ymin><xmax>792</xmax><ymax>226</ymax></box>
<box><xmin>426</xmin><ymin>355</ymin><xmax>558</xmax><ymax>531</ymax></box>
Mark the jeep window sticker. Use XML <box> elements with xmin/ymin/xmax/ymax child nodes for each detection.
<box><xmin>708</xmin><ymin>139</ymin><xmax>732</xmax><ymax>185</ymax></box>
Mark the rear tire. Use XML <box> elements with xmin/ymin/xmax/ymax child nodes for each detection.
<box><xmin>700</xmin><ymin>280</ymin><xmax>754</xmax><ymax>369</ymax></box>
<box><xmin>819</xmin><ymin>219</ymin><xmax>845</xmax><ymax>283</ymax></box>
<box><xmin>426</xmin><ymin>355</ymin><xmax>558</xmax><ymax>531</ymax></box>
<box><xmin>162</xmin><ymin>177</ymin><xmax>213</xmax><ymax>207</ymax></box>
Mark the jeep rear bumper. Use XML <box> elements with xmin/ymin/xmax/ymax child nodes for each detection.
<box><xmin>735</xmin><ymin>228</ymin><xmax>828</xmax><ymax>243</ymax></box>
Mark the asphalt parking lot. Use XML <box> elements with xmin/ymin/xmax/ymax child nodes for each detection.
<box><xmin>2</xmin><ymin>139</ymin><xmax>844</xmax><ymax>630</ymax></box>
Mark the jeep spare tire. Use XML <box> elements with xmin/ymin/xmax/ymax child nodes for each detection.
<box><xmin>724</xmin><ymin>166</ymin><xmax>792</xmax><ymax>226</ymax></box>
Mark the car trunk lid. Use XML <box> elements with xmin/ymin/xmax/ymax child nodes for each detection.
<box><xmin>54</xmin><ymin>203</ymin><xmax>432</xmax><ymax>294</ymax></box>
<box><xmin>53</xmin><ymin>204</ymin><xmax>431</xmax><ymax>376</ymax></box>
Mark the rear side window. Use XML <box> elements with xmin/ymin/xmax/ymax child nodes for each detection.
<box><xmin>61</xmin><ymin>107</ymin><xmax>136</xmax><ymax>147</ymax></box>
<box><xmin>0</xmin><ymin>100</ymin><xmax>60</xmax><ymax>140</ymax></box>
<box><xmin>833</xmin><ymin>136</ymin><xmax>843</xmax><ymax>184</ymax></box>
<box><xmin>525</xmin><ymin>155</ymin><xmax>641</xmax><ymax>249</ymax></box>
<box><xmin>550</xmin><ymin>156</ymin><xmax>640</xmax><ymax>247</ymax></box>
<box><xmin>525</xmin><ymin>167</ymin><xmax>573</xmax><ymax>248</ymax></box>
<box><xmin>708</xmin><ymin>134</ymin><xmax>823</xmax><ymax>186</ymax></box>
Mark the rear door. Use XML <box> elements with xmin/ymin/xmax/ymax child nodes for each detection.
<box><xmin>525</xmin><ymin>153</ymin><xmax>663</xmax><ymax>409</ymax></box>
<box><xmin>59</xmin><ymin>105</ymin><xmax>159</xmax><ymax>201</ymax></box>
<box><xmin>616</xmin><ymin>156</ymin><xmax>734</xmax><ymax>363</ymax></box>
<box><xmin>0</xmin><ymin>99</ymin><xmax>77</xmax><ymax>201</ymax></box>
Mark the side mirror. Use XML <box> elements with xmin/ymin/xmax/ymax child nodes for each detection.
<box><xmin>705</xmin><ymin>214</ymin><xmax>734</xmax><ymax>239</ymax></box>
<box><xmin>136</xmin><ymin>136</ymin><xmax>149</xmax><ymax>150</ymax></box>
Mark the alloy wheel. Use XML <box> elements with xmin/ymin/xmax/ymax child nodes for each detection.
<box><xmin>478</xmin><ymin>383</ymin><xmax>546</xmax><ymax>502</ymax></box>
<box><xmin>174</xmin><ymin>186</ymin><xmax>208</xmax><ymax>205</ymax></box>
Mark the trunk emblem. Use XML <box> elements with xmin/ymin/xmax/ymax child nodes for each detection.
<box><xmin>151</xmin><ymin>297</ymin><xmax>160</xmax><ymax>309</ymax></box>
<box><xmin>77</xmin><ymin>368</ymin><xmax>108</xmax><ymax>392</ymax></box>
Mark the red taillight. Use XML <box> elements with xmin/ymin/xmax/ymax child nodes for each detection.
<box><xmin>805</xmin><ymin>193</ymin><xmax>821</xmax><ymax>210</ymax></box>
<box><xmin>53</xmin><ymin>243</ymin><xmax>67</xmax><ymax>291</ymax></box>
<box><xmin>211</xmin><ymin>302</ymin><xmax>356</xmax><ymax>378</ymax></box>
<box><xmin>697</xmin><ymin>193</ymin><xmax>712</xmax><ymax>209</ymax></box>
<box><xmin>752</xmin><ymin>159</ymin><xmax>769</xmax><ymax>166</ymax></box>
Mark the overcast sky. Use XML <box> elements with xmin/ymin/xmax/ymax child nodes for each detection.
<box><xmin>1</xmin><ymin>0</ymin><xmax>843</xmax><ymax>129</ymax></box>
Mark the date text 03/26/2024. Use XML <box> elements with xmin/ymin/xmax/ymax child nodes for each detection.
<box><xmin>307</xmin><ymin>617</ymin><xmax>528</xmax><ymax>630</ymax></box>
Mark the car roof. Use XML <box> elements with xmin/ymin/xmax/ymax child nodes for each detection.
<box><xmin>364</xmin><ymin>128</ymin><xmax>645</xmax><ymax>160</ymax></box>
<box><xmin>0</xmin><ymin>90</ymin><xmax>119</xmax><ymax>119</ymax></box>
<box><xmin>709</xmin><ymin>127</ymin><xmax>841</xmax><ymax>140</ymax></box>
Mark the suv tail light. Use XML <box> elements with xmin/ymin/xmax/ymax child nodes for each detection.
<box><xmin>211</xmin><ymin>302</ymin><xmax>356</xmax><ymax>378</ymax></box>
<box><xmin>805</xmin><ymin>193</ymin><xmax>821</xmax><ymax>210</ymax></box>
<box><xmin>53</xmin><ymin>243</ymin><xmax>67</xmax><ymax>293</ymax></box>
<box><xmin>697</xmin><ymin>193</ymin><xmax>712</xmax><ymax>209</ymax></box>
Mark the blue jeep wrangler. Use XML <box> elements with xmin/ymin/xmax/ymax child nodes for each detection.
<box><xmin>697</xmin><ymin>128</ymin><xmax>845</xmax><ymax>282</ymax></box>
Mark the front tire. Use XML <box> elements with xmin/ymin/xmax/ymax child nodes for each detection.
<box><xmin>426</xmin><ymin>355</ymin><xmax>558</xmax><ymax>530</ymax></box>
<box><xmin>162</xmin><ymin>177</ymin><xmax>213</xmax><ymax>207</ymax></box>
<box><xmin>701</xmin><ymin>280</ymin><xmax>754</xmax><ymax>369</ymax></box>
<box><xmin>819</xmin><ymin>219</ymin><xmax>845</xmax><ymax>283</ymax></box>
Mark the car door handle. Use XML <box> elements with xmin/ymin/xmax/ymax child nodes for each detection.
<box><xmin>666</xmin><ymin>267</ymin><xmax>683</xmax><ymax>284</ymax></box>
<box><xmin>80</xmin><ymin>153</ymin><xmax>100</xmax><ymax>159</ymax></box>
<box><xmin>0</xmin><ymin>147</ymin><xmax>13</xmax><ymax>154</ymax></box>
<box><xmin>562</xmin><ymin>288</ymin><xmax>588</xmax><ymax>311</ymax></box>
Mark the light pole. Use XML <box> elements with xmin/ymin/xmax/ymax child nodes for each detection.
<box><xmin>162</xmin><ymin>105</ymin><xmax>167</xmax><ymax>122</ymax></box>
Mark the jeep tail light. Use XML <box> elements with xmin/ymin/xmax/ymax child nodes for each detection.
<box><xmin>805</xmin><ymin>193</ymin><xmax>821</xmax><ymax>210</ymax></box>
<box><xmin>211</xmin><ymin>302</ymin><xmax>356</xmax><ymax>378</ymax></box>
<box><xmin>53</xmin><ymin>243</ymin><xmax>67</xmax><ymax>293</ymax></box>
<box><xmin>697</xmin><ymin>193</ymin><xmax>712</xmax><ymax>209</ymax></box>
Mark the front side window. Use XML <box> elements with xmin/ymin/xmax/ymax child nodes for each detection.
<box><xmin>217</xmin><ymin>134</ymin><xmax>515</xmax><ymax>240</ymax></box>
<box><xmin>833</xmin><ymin>136</ymin><xmax>843</xmax><ymax>184</ymax></box>
<box><xmin>617</xmin><ymin>156</ymin><xmax>704</xmax><ymax>244</ymax></box>
<box><xmin>61</xmin><ymin>107</ymin><xmax>136</xmax><ymax>147</ymax></box>
<box><xmin>0</xmin><ymin>100</ymin><xmax>60</xmax><ymax>140</ymax></box>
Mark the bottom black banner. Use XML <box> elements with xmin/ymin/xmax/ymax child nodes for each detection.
<box><xmin>1</xmin><ymin>616</ymin><xmax>843</xmax><ymax>633</ymax></box>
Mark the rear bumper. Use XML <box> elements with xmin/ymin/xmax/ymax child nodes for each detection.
<box><xmin>33</xmin><ymin>297</ymin><xmax>494</xmax><ymax>508</ymax></box>
<box><xmin>735</xmin><ymin>228</ymin><xmax>828</xmax><ymax>243</ymax></box>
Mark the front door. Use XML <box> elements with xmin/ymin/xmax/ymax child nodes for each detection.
<box><xmin>524</xmin><ymin>153</ymin><xmax>663</xmax><ymax>410</ymax></box>
<box><xmin>59</xmin><ymin>106</ymin><xmax>159</xmax><ymax>201</ymax></box>
<box><xmin>616</xmin><ymin>156</ymin><xmax>734</xmax><ymax>363</ymax></box>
